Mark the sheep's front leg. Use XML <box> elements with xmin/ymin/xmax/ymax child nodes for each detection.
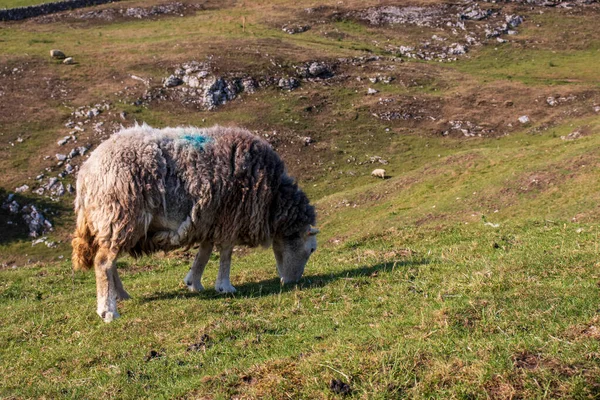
<box><xmin>184</xmin><ymin>242</ymin><xmax>213</xmax><ymax>292</ymax></box>
<box><xmin>94</xmin><ymin>247</ymin><xmax>120</xmax><ymax>322</ymax></box>
<box><xmin>215</xmin><ymin>245</ymin><xmax>236</xmax><ymax>293</ymax></box>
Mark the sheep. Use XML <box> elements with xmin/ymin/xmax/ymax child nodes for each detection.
<box><xmin>371</xmin><ymin>168</ymin><xmax>386</xmax><ymax>179</ymax></box>
<box><xmin>72</xmin><ymin>124</ymin><xmax>319</xmax><ymax>322</ymax></box>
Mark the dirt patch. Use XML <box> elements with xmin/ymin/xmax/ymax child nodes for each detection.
<box><xmin>565</xmin><ymin>316</ymin><xmax>600</xmax><ymax>341</ymax></box>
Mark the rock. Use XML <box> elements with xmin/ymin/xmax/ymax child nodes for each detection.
<box><xmin>47</xmin><ymin>177</ymin><xmax>59</xmax><ymax>189</ymax></box>
<box><xmin>67</xmin><ymin>184</ymin><xmax>75</xmax><ymax>194</ymax></box>
<box><xmin>371</xmin><ymin>168</ymin><xmax>386</xmax><ymax>179</ymax></box>
<box><xmin>182</xmin><ymin>75</ymin><xmax>200</xmax><ymax>88</ymax></box>
<box><xmin>163</xmin><ymin>75</ymin><xmax>183</xmax><ymax>88</ymax></box>
<box><xmin>201</xmin><ymin>77</ymin><xmax>239</xmax><ymax>109</ymax></box>
<box><xmin>561</xmin><ymin>130</ymin><xmax>582</xmax><ymax>141</ymax></box>
<box><xmin>506</xmin><ymin>15</ymin><xmax>523</xmax><ymax>28</ymax></box>
<box><xmin>303</xmin><ymin>136</ymin><xmax>314</xmax><ymax>146</ymax></box>
<box><xmin>546</xmin><ymin>97</ymin><xmax>558</xmax><ymax>106</ymax></box>
<box><xmin>282</xmin><ymin>24</ymin><xmax>310</xmax><ymax>34</ymax></box>
<box><xmin>448</xmin><ymin>43</ymin><xmax>467</xmax><ymax>55</ymax></box>
<box><xmin>518</xmin><ymin>115</ymin><xmax>530</xmax><ymax>124</ymax></box>
<box><xmin>2</xmin><ymin>199</ymin><xmax>20</xmax><ymax>214</ymax></box>
<box><xmin>50</xmin><ymin>49</ymin><xmax>66</xmax><ymax>59</ymax></box>
<box><xmin>57</xmin><ymin>136</ymin><xmax>70</xmax><ymax>146</ymax></box>
<box><xmin>86</xmin><ymin>108</ymin><xmax>100</xmax><ymax>118</ymax></box>
<box><xmin>367</xmin><ymin>87</ymin><xmax>379</xmax><ymax>95</ymax></box>
<box><xmin>120</xmin><ymin>111</ymin><xmax>127</xmax><ymax>120</ymax></box>
<box><xmin>15</xmin><ymin>184</ymin><xmax>29</xmax><ymax>193</ymax></box>
<box><xmin>241</xmin><ymin>77</ymin><xmax>257</xmax><ymax>93</ymax></box>
<box><xmin>278</xmin><ymin>77</ymin><xmax>299</xmax><ymax>91</ymax></box>
<box><xmin>68</xmin><ymin>148</ymin><xmax>79</xmax><ymax>159</ymax></box>
<box><xmin>308</xmin><ymin>62</ymin><xmax>330</xmax><ymax>77</ymax></box>
<box><xmin>21</xmin><ymin>204</ymin><xmax>52</xmax><ymax>238</ymax></box>
<box><xmin>56</xmin><ymin>153</ymin><xmax>67</xmax><ymax>161</ymax></box>
<box><xmin>63</xmin><ymin>57</ymin><xmax>74</xmax><ymax>65</ymax></box>
<box><xmin>461</xmin><ymin>6</ymin><xmax>491</xmax><ymax>21</ymax></box>
<box><xmin>64</xmin><ymin>164</ymin><xmax>74</xmax><ymax>174</ymax></box>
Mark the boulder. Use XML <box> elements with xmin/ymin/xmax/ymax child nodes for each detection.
<box><xmin>50</xmin><ymin>49</ymin><xmax>66</xmax><ymax>59</ymax></box>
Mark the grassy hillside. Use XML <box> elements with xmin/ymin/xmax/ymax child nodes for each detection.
<box><xmin>1</xmin><ymin>0</ymin><xmax>600</xmax><ymax>398</ymax></box>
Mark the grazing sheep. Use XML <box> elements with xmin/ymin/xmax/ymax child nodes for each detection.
<box><xmin>72</xmin><ymin>124</ymin><xmax>319</xmax><ymax>322</ymax></box>
<box><xmin>371</xmin><ymin>168</ymin><xmax>386</xmax><ymax>179</ymax></box>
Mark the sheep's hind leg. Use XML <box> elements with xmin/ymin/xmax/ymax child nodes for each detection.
<box><xmin>94</xmin><ymin>246</ymin><xmax>121</xmax><ymax>322</ymax></box>
<box><xmin>215</xmin><ymin>245</ymin><xmax>236</xmax><ymax>294</ymax></box>
<box><xmin>113</xmin><ymin>269</ymin><xmax>131</xmax><ymax>300</ymax></box>
<box><xmin>184</xmin><ymin>242</ymin><xmax>213</xmax><ymax>292</ymax></box>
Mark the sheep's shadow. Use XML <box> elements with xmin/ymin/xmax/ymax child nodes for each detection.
<box><xmin>141</xmin><ymin>257</ymin><xmax>429</xmax><ymax>303</ymax></box>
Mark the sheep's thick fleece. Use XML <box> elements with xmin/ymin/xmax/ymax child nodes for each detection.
<box><xmin>72</xmin><ymin>124</ymin><xmax>316</xmax><ymax>269</ymax></box>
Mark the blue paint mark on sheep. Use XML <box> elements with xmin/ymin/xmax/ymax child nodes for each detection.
<box><xmin>181</xmin><ymin>133</ymin><xmax>213</xmax><ymax>150</ymax></box>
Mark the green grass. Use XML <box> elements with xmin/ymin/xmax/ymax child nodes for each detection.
<box><xmin>2</xmin><ymin>218</ymin><xmax>600</xmax><ymax>398</ymax></box>
<box><xmin>1</xmin><ymin>0</ymin><xmax>56</xmax><ymax>8</ymax></box>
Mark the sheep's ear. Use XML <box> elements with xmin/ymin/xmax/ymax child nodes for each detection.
<box><xmin>308</xmin><ymin>227</ymin><xmax>320</xmax><ymax>236</ymax></box>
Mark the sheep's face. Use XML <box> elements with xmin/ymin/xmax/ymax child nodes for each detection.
<box><xmin>273</xmin><ymin>226</ymin><xmax>319</xmax><ymax>284</ymax></box>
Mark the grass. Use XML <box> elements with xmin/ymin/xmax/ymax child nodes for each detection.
<box><xmin>2</xmin><ymin>217</ymin><xmax>600</xmax><ymax>398</ymax></box>
<box><xmin>2</xmin><ymin>0</ymin><xmax>600</xmax><ymax>397</ymax></box>
<box><xmin>1</xmin><ymin>0</ymin><xmax>57</xmax><ymax>8</ymax></box>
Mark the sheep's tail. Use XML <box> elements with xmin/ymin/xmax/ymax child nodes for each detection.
<box><xmin>71</xmin><ymin>208</ymin><xmax>97</xmax><ymax>271</ymax></box>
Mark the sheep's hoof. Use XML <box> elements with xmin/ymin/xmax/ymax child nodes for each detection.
<box><xmin>99</xmin><ymin>310</ymin><xmax>119</xmax><ymax>323</ymax></box>
<box><xmin>185</xmin><ymin>280</ymin><xmax>205</xmax><ymax>292</ymax></box>
<box><xmin>215</xmin><ymin>282</ymin><xmax>236</xmax><ymax>294</ymax></box>
<box><xmin>184</xmin><ymin>270</ymin><xmax>204</xmax><ymax>292</ymax></box>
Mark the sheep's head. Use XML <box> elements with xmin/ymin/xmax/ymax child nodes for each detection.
<box><xmin>272</xmin><ymin>226</ymin><xmax>319</xmax><ymax>284</ymax></box>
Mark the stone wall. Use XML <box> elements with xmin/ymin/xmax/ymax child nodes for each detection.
<box><xmin>0</xmin><ymin>0</ymin><xmax>119</xmax><ymax>21</ymax></box>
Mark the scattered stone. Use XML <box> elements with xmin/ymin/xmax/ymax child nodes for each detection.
<box><xmin>56</xmin><ymin>153</ymin><xmax>67</xmax><ymax>161</ymax></box>
<box><xmin>120</xmin><ymin>111</ymin><xmax>127</xmax><ymax>120</ymax></box>
<box><xmin>561</xmin><ymin>130</ymin><xmax>582</xmax><ymax>141</ymax></box>
<box><xmin>461</xmin><ymin>6</ymin><xmax>492</xmax><ymax>20</ymax></box>
<box><xmin>282</xmin><ymin>24</ymin><xmax>310</xmax><ymax>34</ymax></box>
<box><xmin>63</xmin><ymin>57</ymin><xmax>74</xmax><ymax>65</ymax></box>
<box><xmin>278</xmin><ymin>77</ymin><xmax>300</xmax><ymax>91</ymax></box>
<box><xmin>240</xmin><ymin>77</ymin><xmax>257</xmax><ymax>93</ymax></box>
<box><xmin>367</xmin><ymin>87</ymin><xmax>379</xmax><ymax>95</ymax></box>
<box><xmin>15</xmin><ymin>185</ymin><xmax>29</xmax><ymax>193</ymax></box>
<box><xmin>57</xmin><ymin>136</ymin><xmax>70</xmax><ymax>146</ymax></box>
<box><xmin>518</xmin><ymin>115</ymin><xmax>530</xmax><ymax>124</ymax></box>
<box><xmin>86</xmin><ymin>108</ymin><xmax>100</xmax><ymax>118</ymax></box>
<box><xmin>201</xmin><ymin>77</ymin><xmax>240</xmax><ymax>109</ymax></box>
<box><xmin>546</xmin><ymin>97</ymin><xmax>558</xmax><ymax>106</ymax></box>
<box><xmin>163</xmin><ymin>75</ymin><xmax>183</xmax><ymax>88</ymax></box>
<box><xmin>21</xmin><ymin>204</ymin><xmax>53</xmax><ymax>237</ymax></box>
<box><xmin>50</xmin><ymin>49</ymin><xmax>66</xmax><ymax>59</ymax></box>
<box><xmin>506</xmin><ymin>15</ymin><xmax>523</xmax><ymax>28</ymax></box>
<box><xmin>67</xmin><ymin>184</ymin><xmax>75</xmax><ymax>194</ymax></box>
<box><xmin>448</xmin><ymin>43</ymin><xmax>468</xmax><ymax>55</ymax></box>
